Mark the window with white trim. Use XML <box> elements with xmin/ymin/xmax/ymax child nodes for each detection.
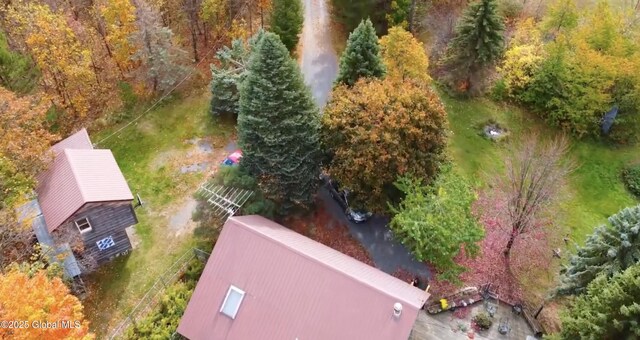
<box><xmin>75</xmin><ymin>217</ymin><xmax>92</xmax><ymax>233</ymax></box>
<box><xmin>96</xmin><ymin>236</ymin><xmax>115</xmax><ymax>251</ymax></box>
<box><xmin>220</xmin><ymin>285</ymin><xmax>245</xmax><ymax>319</ymax></box>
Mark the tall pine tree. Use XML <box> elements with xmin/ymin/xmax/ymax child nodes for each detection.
<box><xmin>0</xmin><ymin>31</ymin><xmax>39</xmax><ymax>94</ymax></box>
<box><xmin>238</xmin><ymin>31</ymin><xmax>321</xmax><ymax>212</ymax></box>
<box><xmin>559</xmin><ymin>264</ymin><xmax>640</xmax><ymax>339</ymax></box>
<box><xmin>444</xmin><ymin>0</ymin><xmax>504</xmax><ymax>90</ymax></box>
<box><xmin>335</xmin><ymin>19</ymin><xmax>385</xmax><ymax>86</ymax></box>
<box><xmin>270</xmin><ymin>0</ymin><xmax>303</xmax><ymax>52</ymax></box>
<box><xmin>556</xmin><ymin>205</ymin><xmax>640</xmax><ymax>296</ymax></box>
<box><xmin>132</xmin><ymin>0</ymin><xmax>190</xmax><ymax>93</ymax></box>
<box><xmin>210</xmin><ymin>32</ymin><xmax>264</xmax><ymax>119</ymax></box>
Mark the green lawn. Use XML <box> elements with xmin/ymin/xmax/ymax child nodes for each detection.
<box><xmin>83</xmin><ymin>91</ymin><xmax>233</xmax><ymax>337</ymax></box>
<box><xmin>442</xmin><ymin>94</ymin><xmax>639</xmax><ymax>243</ymax></box>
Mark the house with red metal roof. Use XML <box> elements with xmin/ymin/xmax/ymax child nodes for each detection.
<box><xmin>29</xmin><ymin>128</ymin><xmax>138</xmax><ymax>275</ymax></box>
<box><xmin>178</xmin><ymin>215</ymin><xmax>429</xmax><ymax>340</ymax></box>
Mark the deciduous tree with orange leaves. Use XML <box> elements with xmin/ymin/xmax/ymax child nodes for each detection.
<box><xmin>0</xmin><ymin>86</ymin><xmax>56</xmax><ymax>267</ymax></box>
<box><xmin>5</xmin><ymin>2</ymin><xmax>107</xmax><ymax>133</ymax></box>
<box><xmin>0</xmin><ymin>268</ymin><xmax>94</xmax><ymax>339</ymax></box>
<box><xmin>0</xmin><ymin>87</ymin><xmax>57</xmax><ymax>206</ymax></box>
<box><xmin>322</xmin><ymin>78</ymin><xmax>448</xmax><ymax>212</ymax></box>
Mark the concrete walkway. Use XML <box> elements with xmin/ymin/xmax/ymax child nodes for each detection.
<box><xmin>318</xmin><ymin>188</ymin><xmax>432</xmax><ymax>282</ymax></box>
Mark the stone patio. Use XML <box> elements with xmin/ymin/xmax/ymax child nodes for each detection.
<box><xmin>410</xmin><ymin>300</ymin><xmax>538</xmax><ymax>340</ymax></box>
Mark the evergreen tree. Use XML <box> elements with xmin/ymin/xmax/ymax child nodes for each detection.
<box><xmin>238</xmin><ymin>32</ymin><xmax>321</xmax><ymax>212</ymax></box>
<box><xmin>210</xmin><ymin>71</ymin><xmax>241</xmax><ymax>118</ymax></box>
<box><xmin>209</xmin><ymin>33</ymin><xmax>263</xmax><ymax>119</ymax></box>
<box><xmin>559</xmin><ymin>264</ymin><xmax>640</xmax><ymax>339</ymax></box>
<box><xmin>444</xmin><ymin>0</ymin><xmax>505</xmax><ymax>87</ymax></box>
<box><xmin>331</xmin><ymin>0</ymin><xmax>387</xmax><ymax>35</ymax></box>
<box><xmin>269</xmin><ymin>0</ymin><xmax>303</xmax><ymax>52</ymax></box>
<box><xmin>556</xmin><ymin>205</ymin><xmax>640</xmax><ymax>296</ymax></box>
<box><xmin>0</xmin><ymin>31</ymin><xmax>39</xmax><ymax>94</ymax></box>
<box><xmin>335</xmin><ymin>19</ymin><xmax>385</xmax><ymax>86</ymax></box>
<box><xmin>132</xmin><ymin>0</ymin><xmax>190</xmax><ymax>93</ymax></box>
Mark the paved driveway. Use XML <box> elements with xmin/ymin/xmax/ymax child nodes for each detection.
<box><xmin>318</xmin><ymin>188</ymin><xmax>432</xmax><ymax>282</ymax></box>
<box><xmin>299</xmin><ymin>0</ymin><xmax>339</xmax><ymax>107</ymax></box>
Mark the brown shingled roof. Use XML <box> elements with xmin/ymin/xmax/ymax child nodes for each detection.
<box><xmin>178</xmin><ymin>215</ymin><xmax>429</xmax><ymax>340</ymax></box>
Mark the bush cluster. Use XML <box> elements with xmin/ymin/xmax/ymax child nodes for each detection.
<box><xmin>622</xmin><ymin>164</ymin><xmax>640</xmax><ymax>198</ymax></box>
<box><xmin>472</xmin><ymin>312</ymin><xmax>493</xmax><ymax>330</ymax></box>
<box><xmin>123</xmin><ymin>258</ymin><xmax>205</xmax><ymax>339</ymax></box>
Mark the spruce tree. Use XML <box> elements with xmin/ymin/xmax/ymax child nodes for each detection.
<box><xmin>559</xmin><ymin>264</ymin><xmax>640</xmax><ymax>339</ymax></box>
<box><xmin>556</xmin><ymin>205</ymin><xmax>640</xmax><ymax>296</ymax></box>
<box><xmin>335</xmin><ymin>19</ymin><xmax>385</xmax><ymax>86</ymax></box>
<box><xmin>444</xmin><ymin>0</ymin><xmax>505</xmax><ymax>79</ymax></box>
<box><xmin>209</xmin><ymin>33</ymin><xmax>263</xmax><ymax>119</ymax></box>
<box><xmin>238</xmin><ymin>32</ymin><xmax>321</xmax><ymax>212</ymax></box>
<box><xmin>270</xmin><ymin>0</ymin><xmax>303</xmax><ymax>52</ymax></box>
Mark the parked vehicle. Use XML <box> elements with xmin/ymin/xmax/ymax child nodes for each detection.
<box><xmin>222</xmin><ymin>150</ymin><xmax>243</xmax><ymax>166</ymax></box>
<box><xmin>320</xmin><ymin>174</ymin><xmax>372</xmax><ymax>223</ymax></box>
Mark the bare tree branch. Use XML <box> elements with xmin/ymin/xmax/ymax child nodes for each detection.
<box><xmin>496</xmin><ymin>134</ymin><xmax>575</xmax><ymax>257</ymax></box>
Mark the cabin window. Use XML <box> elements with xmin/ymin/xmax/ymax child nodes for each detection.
<box><xmin>96</xmin><ymin>236</ymin><xmax>115</xmax><ymax>251</ymax></box>
<box><xmin>220</xmin><ymin>285</ymin><xmax>245</xmax><ymax>319</ymax></box>
<box><xmin>75</xmin><ymin>217</ymin><xmax>92</xmax><ymax>233</ymax></box>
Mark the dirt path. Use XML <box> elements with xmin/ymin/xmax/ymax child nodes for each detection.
<box><xmin>162</xmin><ymin>139</ymin><xmax>238</xmax><ymax>237</ymax></box>
<box><xmin>300</xmin><ymin>0</ymin><xmax>339</xmax><ymax>107</ymax></box>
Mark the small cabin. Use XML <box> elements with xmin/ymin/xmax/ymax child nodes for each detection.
<box><xmin>31</xmin><ymin>128</ymin><xmax>137</xmax><ymax>275</ymax></box>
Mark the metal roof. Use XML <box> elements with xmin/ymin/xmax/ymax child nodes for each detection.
<box><xmin>50</xmin><ymin>128</ymin><xmax>93</xmax><ymax>156</ymax></box>
<box><xmin>178</xmin><ymin>215</ymin><xmax>429</xmax><ymax>340</ymax></box>
<box><xmin>36</xmin><ymin>130</ymin><xmax>133</xmax><ymax>232</ymax></box>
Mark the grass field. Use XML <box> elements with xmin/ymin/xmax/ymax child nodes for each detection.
<box><xmin>442</xmin><ymin>93</ymin><xmax>639</xmax><ymax>244</ymax></box>
<box><xmin>82</xmin><ymin>91</ymin><xmax>233</xmax><ymax>337</ymax></box>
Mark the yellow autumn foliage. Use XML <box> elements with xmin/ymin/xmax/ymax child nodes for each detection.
<box><xmin>6</xmin><ymin>2</ymin><xmax>107</xmax><ymax>132</ymax></box>
<box><xmin>380</xmin><ymin>26</ymin><xmax>431</xmax><ymax>84</ymax></box>
<box><xmin>498</xmin><ymin>18</ymin><xmax>544</xmax><ymax>98</ymax></box>
<box><xmin>0</xmin><ymin>269</ymin><xmax>94</xmax><ymax>340</ymax></box>
<box><xmin>100</xmin><ymin>0</ymin><xmax>138</xmax><ymax>70</ymax></box>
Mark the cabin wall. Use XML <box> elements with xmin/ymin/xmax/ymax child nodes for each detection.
<box><xmin>65</xmin><ymin>201</ymin><xmax>137</xmax><ymax>264</ymax></box>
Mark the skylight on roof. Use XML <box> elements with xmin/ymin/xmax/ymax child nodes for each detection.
<box><xmin>220</xmin><ymin>285</ymin><xmax>245</xmax><ymax>319</ymax></box>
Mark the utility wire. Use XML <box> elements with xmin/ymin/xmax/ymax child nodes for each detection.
<box><xmin>95</xmin><ymin>0</ymin><xmax>251</xmax><ymax>146</ymax></box>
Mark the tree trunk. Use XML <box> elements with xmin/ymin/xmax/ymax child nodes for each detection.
<box><xmin>504</xmin><ymin>232</ymin><xmax>516</xmax><ymax>257</ymax></box>
<box><xmin>203</xmin><ymin>22</ymin><xmax>209</xmax><ymax>47</ymax></box>
<box><xmin>90</xmin><ymin>54</ymin><xmax>101</xmax><ymax>86</ymax></box>
<box><xmin>248</xmin><ymin>2</ymin><xmax>253</xmax><ymax>35</ymax></box>
<box><xmin>408</xmin><ymin>0</ymin><xmax>417</xmax><ymax>33</ymax></box>
<box><xmin>191</xmin><ymin>24</ymin><xmax>199</xmax><ymax>62</ymax></box>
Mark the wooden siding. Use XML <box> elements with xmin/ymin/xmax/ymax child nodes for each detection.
<box><xmin>64</xmin><ymin>201</ymin><xmax>137</xmax><ymax>265</ymax></box>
